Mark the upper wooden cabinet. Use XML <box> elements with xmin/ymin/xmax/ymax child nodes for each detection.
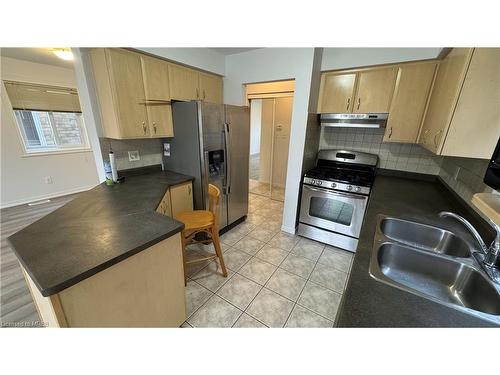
<box><xmin>168</xmin><ymin>65</ymin><xmax>223</xmax><ymax>104</ymax></box>
<box><xmin>440</xmin><ymin>48</ymin><xmax>500</xmax><ymax>158</ymax></box>
<box><xmin>91</xmin><ymin>49</ymin><xmax>149</xmax><ymax>138</ymax></box>
<box><xmin>140</xmin><ymin>55</ymin><xmax>173</xmax><ymax>137</ymax></box>
<box><xmin>418</xmin><ymin>48</ymin><xmax>474</xmax><ymax>154</ymax></box>
<box><xmin>317</xmin><ymin>67</ymin><xmax>397</xmax><ymax>113</ymax></box>
<box><xmin>384</xmin><ymin>61</ymin><xmax>438</xmax><ymax>143</ymax></box>
<box><xmin>90</xmin><ymin>48</ymin><xmax>173</xmax><ymax>139</ymax></box>
<box><xmin>353</xmin><ymin>67</ymin><xmax>398</xmax><ymax>113</ymax></box>
<box><xmin>168</xmin><ymin>64</ymin><xmax>200</xmax><ymax>101</ymax></box>
<box><xmin>318</xmin><ymin>73</ymin><xmax>357</xmax><ymax>113</ymax></box>
<box><xmin>199</xmin><ymin>72</ymin><xmax>223</xmax><ymax>104</ymax></box>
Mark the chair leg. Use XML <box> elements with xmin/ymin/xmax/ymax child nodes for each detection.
<box><xmin>180</xmin><ymin>231</ymin><xmax>188</xmax><ymax>286</ymax></box>
<box><xmin>211</xmin><ymin>226</ymin><xmax>228</xmax><ymax>277</ymax></box>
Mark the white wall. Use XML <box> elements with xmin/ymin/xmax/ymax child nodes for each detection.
<box><xmin>249</xmin><ymin>99</ymin><xmax>262</xmax><ymax>155</ymax></box>
<box><xmin>224</xmin><ymin>48</ymin><xmax>321</xmax><ymax>233</ymax></box>
<box><xmin>137</xmin><ymin>48</ymin><xmax>225</xmax><ymax>75</ymax></box>
<box><xmin>321</xmin><ymin>48</ymin><xmax>442</xmax><ymax>71</ymax></box>
<box><xmin>0</xmin><ymin>57</ymin><xmax>99</xmax><ymax>208</ymax></box>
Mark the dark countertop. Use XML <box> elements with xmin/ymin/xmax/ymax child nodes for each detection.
<box><xmin>336</xmin><ymin>173</ymin><xmax>499</xmax><ymax>327</ymax></box>
<box><xmin>8</xmin><ymin>170</ymin><xmax>193</xmax><ymax>297</ymax></box>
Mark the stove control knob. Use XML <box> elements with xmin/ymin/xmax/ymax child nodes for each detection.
<box><xmin>318</xmin><ymin>181</ymin><xmax>322</xmax><ymax>185</ymax></box>
<box><xmin>331</xmin><ymin>182</ymin><xmax>337</xmax><ymax>188</ymax></box>
<box><xmin>347</xmin><ymin>185</ymin><xmax>353</xmax><ymax>191</ymax></box>
<box><xmin>311</xmin><ymin>179</ymin><xmax>316</xmax><ymax>185</ymax></box>
<box><xmin>355</xmin><ymin>186</ymin><xmax>361</xmax><ymax>192</ymax></box>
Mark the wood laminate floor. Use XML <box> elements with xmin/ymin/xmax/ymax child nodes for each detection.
<box><xmin>0</xmin><ymin>194</ymin><xmax>78</xmax><ymax>327</ymax></box>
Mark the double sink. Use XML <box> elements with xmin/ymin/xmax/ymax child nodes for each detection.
<box><xmin>369</xmin><ymin>216</ymin><xmax>500</xmax><ymax>324</ymax></box>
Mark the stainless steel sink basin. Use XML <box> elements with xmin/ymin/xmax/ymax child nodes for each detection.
<box><xmin>370</xmin><ymin>215</ymin><xmax>500</xmax><ymax>324</ymax></box>
<box><xmin>380</xmin><ymin>217</ymin><xmax>471</xmax><ymax>258</ymax></box>
<box><xmin>373</xmin><ymin>243</ymin><xmax>500</xmax><ymax>316</ymax></box>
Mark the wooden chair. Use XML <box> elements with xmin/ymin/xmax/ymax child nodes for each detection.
<box><xmin>175</xmin><ymin>184</ymin><xmax>228</xmax><ymax>285</ymax></box>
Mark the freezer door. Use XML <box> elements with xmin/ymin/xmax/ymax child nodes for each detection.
<box><xmin>200</xmin><ymin>101</ymin><xmax>228</xmax><ymax>229</ymax></box>
<box><xmin>225</xmin><ymin>104</ymin><xmax>250</xmax><ymax>225</ymax></box>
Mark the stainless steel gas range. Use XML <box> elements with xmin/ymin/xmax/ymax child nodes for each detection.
<box><xmin>298</xmin><ymin>149</ymin><xmax>378</xmax><ymax>252</ymax></box>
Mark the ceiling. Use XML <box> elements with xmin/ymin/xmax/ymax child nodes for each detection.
<box><xmin>209</xmin><ymin>48</ymin><xmax>261</xmax><ymax>56</ymax></box>
<box><xmin>0</xmin><ymin>48</ymin><xmax>74</xmax><ymax>69</ymax></box>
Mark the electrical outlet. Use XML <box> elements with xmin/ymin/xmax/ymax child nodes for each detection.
<box><xmin>128</xmin><ymin>150</ymin><xmax>140</xmax><ymax>161</ymax></box>
<box><xmin>44</xmin><ymin>176</ymin><xmax>54</xmax><ymax>184</ymax></box>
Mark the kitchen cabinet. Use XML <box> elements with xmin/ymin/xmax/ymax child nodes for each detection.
<box><xmin>317</xmin><ymin>67</ymin><xmax>397</xmax><ymax>113</ymax></box>
<box><xmin>156</xmin><ymin>189</ymin><xmax>172</xmax><ymax>217</ymax></box>
<box><xmin>169</xmin><ymin>182</ymin><xmax>194</xmax><ymax>218</ymax></box>
<box><xmin>318</xmin><ymin>72</ymin><xmax>357</xmax><ymax>113</ymax></box>
<box><xmin>384</xmin><ymin>61</ymin><xmax>438</xmax><ymax>143</ymax></box>
<box><xmin>440</xmin><ymin>48</ymin><xmax>500</xmax><ymax>159</ymax></box>
<box><xmin>155</xmin><ymin>182</ymin><xmax>193</xmax><ymax>218</ymax></box>
<box><xmin>353</xmin><ymin>67</ymin><xmax>398</xmax><ymax>113</ymax></box>
<box><xmin>168</xmin><ymin>64</ymin><xmax>200</xmax><ymax>101</ymax></box>
<box><xmin>418</xmin><ymin>48</ymin><xmax>474</xmax><ymax>154</ymax></box>
<box><xmin>91</xmin><ymin>48</ymin><xmax>149</xmax><ymax>138</ymax></box>
<box><xmin>140</xmin><ymin>55</ymin><xmax>174</xmax><ymax>137</ymax></box>
<box><xmin>199</xmin><ymin>72</ymin><xmax>223</xmax><ymax>104</ymax></box>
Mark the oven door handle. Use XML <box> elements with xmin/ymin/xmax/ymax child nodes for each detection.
<box><xmin>304</xmin><ymin>185</ymin><xmax>367</xmax><ymax>199</ymax></box>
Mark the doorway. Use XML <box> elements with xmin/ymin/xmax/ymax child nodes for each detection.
<box><xmin>248</xmin><ymin>90</ymin><xmax>294</xmax><ymax>202</ymax></box>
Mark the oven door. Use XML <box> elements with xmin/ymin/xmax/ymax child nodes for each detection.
<box><xmin>299</xmin><ymin>184</ymin><xmax>368</xmax><ymax>238</ymax></box>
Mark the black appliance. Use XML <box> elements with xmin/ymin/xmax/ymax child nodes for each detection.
<box><xmin>484</xmin><ymin>137</ymin><xmax>500</xmax><ymax>190</ymax></box>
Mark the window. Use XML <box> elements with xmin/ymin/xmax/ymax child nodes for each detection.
<box><xmin>14</xmin><ymin>110</ymin><xmax>89</xmax><ymax>154</ymax></box>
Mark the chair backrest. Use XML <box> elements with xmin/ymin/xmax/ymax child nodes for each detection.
<box><xmin>208</xmin><ymin>184</ymin><xmax>220</xmax><ymax>220</ymax></box>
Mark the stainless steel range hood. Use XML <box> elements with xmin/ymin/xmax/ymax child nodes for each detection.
<box><xmin>319</xmin><ymin>113</ymin><xmax>388</xmax><ymax>129</ymax></box>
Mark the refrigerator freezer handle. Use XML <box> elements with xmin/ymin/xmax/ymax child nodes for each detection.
<box><xmin>203</xmin><ymin>150</ymin><xmax>210</xmax><ymax>207</ymax></box>
<box><xmin>223</xmin><ymin>122</ymin><xmax>231</xmax><ymax>194</ymax></box>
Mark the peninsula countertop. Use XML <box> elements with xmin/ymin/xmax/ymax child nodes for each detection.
<box><xmin>8</xmin><ymin>170</ymin><xmax>194</xmax><ymax>297</ymax></box>
<box><xmin>336</xmin><ymin>172</ymin><xmax>499</xmax><ymax>327</ymax></box>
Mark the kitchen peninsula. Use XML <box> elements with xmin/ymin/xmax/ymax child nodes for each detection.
<box><xmin>7</xmin><ymin>168</ymin><xmax>193</xmax><ymax>327</ymax></box>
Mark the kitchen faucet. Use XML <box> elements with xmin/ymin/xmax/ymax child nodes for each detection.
<box><xmin>439</xmin><ymin>211</ymin><xmax>500</xmax><ymax>283</ymax></box>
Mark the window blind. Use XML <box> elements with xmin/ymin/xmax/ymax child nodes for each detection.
<box><xmin>4</xmin><ymin>81</ymin><xmax>81</xmax><ymax>113</ymax></box>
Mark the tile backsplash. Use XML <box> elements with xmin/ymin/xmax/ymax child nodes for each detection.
<box><xmin>439</xmin><ymin>156</ymin><xmax>495</xmax><ymax>204</ymax></box>
<box><xmin>319</xmin><ymin>127</ymin><xmax>442</xmax><ymax>175</ymax></box>
<box><xmin>99</xmin><ymin>138</ymin><xmax>163</xmax><ymax>171</ymax></box>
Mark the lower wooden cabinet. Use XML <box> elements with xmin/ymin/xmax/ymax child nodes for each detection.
<box><xmin>384</xmin><ymin>61</ymin><xmax>437</xmax><ymax>143</ymax></box>
<box><xmin>156</xmin><ymin>181</ymin><xmax>193</xmax><ymax>218</ymax></box>
<box><xmin>170</xmin><ymin>182</ymin><xmax>194</xmax><ymax>217</ymax></box>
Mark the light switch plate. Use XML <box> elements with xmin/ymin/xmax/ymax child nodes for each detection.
<box><xmin>163</xmin><ymin>143</ymin><xmax>170</xmax><ymax>157</ymax></box>
<box><xmin>128</xmin><ymin>150</ymin><xmax>140</xmax><ymax>161</ymax></box>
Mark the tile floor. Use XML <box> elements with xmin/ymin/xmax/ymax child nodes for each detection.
<box><xmin>182</xmin><ymin>193</ymin><xmax>354</xmax><ymax>328</ymax></box>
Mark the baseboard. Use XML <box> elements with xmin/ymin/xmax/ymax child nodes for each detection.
<box><xmin>0</xmin><ymin>185</ymin><xmax>96</xmax><ymax>209</ymax></box>
<box><xmin>280</xmin><ymin>224</ymin><xmax>297</xmax><ymax>235</ymax></box>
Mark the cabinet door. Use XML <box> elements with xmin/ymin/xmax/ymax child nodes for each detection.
<box><xmin>106</xmin><ymin>49</ymin><xmax>149</xmax><ymax>137</ymax></box>
<box><xmin>318</xmin><ymin>72</ymin><xmax>357</xmax><ymax>113</ymax></box>
<box><xmin>441</xmin><ymin>48</ymin><xmax>500</xmax><ymax>158</ymax></box>
<box><xmin>140</xmin><ymin>56</ymin><xmax>174</xmax><ymax>137</ymax></box>
<box><xmin>170</xmin><ymin>182</ymin><xmax>193</xmax><ymax>217</ymax></box>
<box><xmin>353</xmin><ymin>67</ymin><xmax>397</xmax><ymax>113</ymax></box>
<box><xmin>168</xmin><ymin>64</ymin><xmax>199</xmax><ymax>101</ymax></box>
<box><xmin>418</xmin><ymin>48</ymin><xmax>473</xmax><ymax>154</ymax></box>
<box><xmin>199</xmin><ymin>73</ymin><xmax>223</xmax><ymax>104</ymax></box>
<box><xmin>156</xmin><ymin>190</ymin><xmax>172</xmax><ymax>217</ymax></box>
<box><xmin>384</xmin><ymin>62</ymin><xmax>437</xmax><ymax>143</ymax></box>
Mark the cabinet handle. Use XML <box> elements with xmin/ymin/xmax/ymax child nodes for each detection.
<box><xmin>388</xmin><ymin>127</ymin><xmax>393</xmax><ymax>139</ymax></box>
<box><xmin>434</xmin><ymin>130</ymin><xmax>443</xmax><ymax>148</ymax></box>
<box><xmin>196</xmin><ymin>88</ymin><xmax>199</xmax><ymax>99</ymax></box>
<box><xmin>188</xmin><ymin>185</ymin><xmax>191</xmax><ymax>195</ymax></box>
<box><xmin>346</xmin><ymin>98</ymin><xmax>350</xmax><ymax>111</ymax></box>
<box><xmin>142</xmin><ymin>122</ymin><xmax>147</xmax><ymax>134</ymax></box>
<box><xmin>357</xmin><ymin>98</ymin><xmax>361</xmax><ymax>110</ymax></box>
<box><xmin>153</xmin><ymin>122</ymin><xmax>157</xmax><ymax>134</ymax></box>
<box><xmin>203</xmin><ymin>90</ymin><xmax>206</xmax><ymax>100</ymax></box>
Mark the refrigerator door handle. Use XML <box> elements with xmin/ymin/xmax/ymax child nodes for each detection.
<box><xmin>223</xmin><ymin>122</ymin><xmax>231</xmax><ymax>194</ymax></box>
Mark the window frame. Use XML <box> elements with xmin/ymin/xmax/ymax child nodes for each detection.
<box><xmin>13</xmin><ymin>109</ymin><xmax>91</xmax><ymax>156</ymax></box>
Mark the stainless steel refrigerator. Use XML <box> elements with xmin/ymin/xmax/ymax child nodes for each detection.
<box><xmin>163</xmin><ymin>101</ymin><xmax>250</xmax><ymax>230</ymax></box>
